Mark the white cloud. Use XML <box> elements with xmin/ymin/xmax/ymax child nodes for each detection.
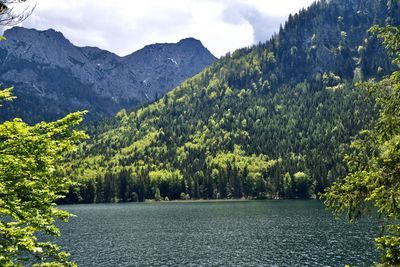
<box><xmin>19</xmin><ymin>0</ymin><xmax>315</xmax><ymax>57</ymax></box>
<box><xmin>221</xmin><ymin>2</ymin><xmax>284</xmax><ymax>43</ymax></box>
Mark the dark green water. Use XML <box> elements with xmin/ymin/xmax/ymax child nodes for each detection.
<box><xmin>57</xmin><ymin>200</ymin><xmax>378</xmax><ymax>266</ymax></box>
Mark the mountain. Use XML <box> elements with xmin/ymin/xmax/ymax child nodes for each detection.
<box><xmin>62</xmin><ymin>0</ymin><xmax>399</xmax><ymax>203</ymax></box>
<box><xmin>0</xmin><ymin>27</ymin><xmax>216</xmax><ymax>123</ymax></box>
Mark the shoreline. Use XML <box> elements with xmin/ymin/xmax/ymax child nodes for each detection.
<box><xmin>145</xmin><ymin>198</ymin><xmax>252</xmax><ymax>203</ymax></box>
<box><xmin>59</xmin><ymin>198</ymin><xmax>320</xmax><ymax>205</ymax></box>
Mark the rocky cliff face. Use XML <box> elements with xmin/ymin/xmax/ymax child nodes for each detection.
<box><xmin>0</xmin><ymin>27</ymin><xmax>216</xmax><ymax>123</ymax></box>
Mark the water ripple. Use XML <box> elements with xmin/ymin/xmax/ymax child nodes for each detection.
<box><xmin>57</xmin><ymin>200</ymin><xmax>378</xmax><ymax>267</ymax></box>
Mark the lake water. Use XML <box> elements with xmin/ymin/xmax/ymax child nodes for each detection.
<box><xmin>57</xmin><ymin>200</ymin><xmax>378</xmax><ymax>266</ymax></box>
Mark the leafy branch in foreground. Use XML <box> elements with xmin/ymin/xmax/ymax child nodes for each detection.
<box><xmin>0</xmin><ymin>89</ymin><xmax>87</xmax><ymax>266</ymax></box>
<box><xmin>323</xmin><ymin>25</ymin><xmax>400</xmax><ymax>266</ymax></box>
<box><xmin>0</xmin><ymin>1</ymin><xmax>88</xmax><ymax>265</ymax></box>
<box><xmin>0</xmin><ymin>0</ymin><xmax>35</xmax><ymax>26</ymax></box>
<box><xmin>0</xmin><ymin>87</ymin><xmax>15</xmax><ymax>104</ymax></box>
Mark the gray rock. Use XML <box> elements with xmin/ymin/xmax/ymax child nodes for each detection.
<box><xmin>0</xmin><ymin>27</ymin><xmax>216</xmax><ymax>123</ymax></box>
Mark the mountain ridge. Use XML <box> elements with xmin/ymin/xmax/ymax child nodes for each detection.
<box><xmin>0</xmin><ymin>27</ymin><xmax>217</xmax><ymax>123</ymax></box>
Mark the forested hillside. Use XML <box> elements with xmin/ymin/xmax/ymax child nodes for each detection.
<box><xmin>62</xmin><ymin>0</ymin><xmax>400</xmax><ymax>203</ymax></box>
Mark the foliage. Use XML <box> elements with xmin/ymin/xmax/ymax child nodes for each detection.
<box><xmin>0</xmin><ymin>2</ymin><xmax>88</xmax><ymax>265</ymax></box>
<box><xmin>62</xmin><ymin>0</ymin><xmax>399</xmax><ymax>203</ymax></box>
<box><xmin>0</xmin><ymin>87</ymin><xmax>15</xmax><ymax>104</ymax></box>
<box><xmin>323</xmin><ymin>25</ymin><xmax>400</xmax><ymax>266</ymax></box>
<box><xmin>0</xmin><ymin>99</ymin><xmax>87</xmax><ymax>266</ymax></box>
<box><xmin>59</xmin><ymin>0</ymin><xmax>400</xmax><ymax>202</ymax></box>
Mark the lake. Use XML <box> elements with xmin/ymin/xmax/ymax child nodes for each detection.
<box><xmin>57</xmin><ymin>200</ymin><xmax>378</xmax><ymax>266</ymax></box>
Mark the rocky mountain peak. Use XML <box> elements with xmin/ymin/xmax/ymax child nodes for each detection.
<box><xmin>5</xmin><ymin>27</ymin><xmax>64</xmax><ymax>39</ymax></box>
<box><xmin>4</xmin><ymin>27</ymin><xmax>72</xmax><ymax>49</ymax></box>
<box><xmin>1</xmin><ymin>27</ymin><xmax>80</xmax><ymax>67</ymax></box>
<box><xmin>0</xmin><ymin>27</ymin><xmax>217</xmax><ymax>123</ymax></box>
<box><xmin>178</xmin><ymin>37</ymin><xmax>203</xmax><ymax>47</ymax></box>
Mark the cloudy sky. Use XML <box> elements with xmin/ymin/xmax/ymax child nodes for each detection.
<box><xmin>15</xmin><ymin>0</ymin><xmax>315</xmax><ymax>57</ymax></box>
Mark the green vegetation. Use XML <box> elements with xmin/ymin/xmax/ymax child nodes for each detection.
<box><xmin>324</xmin><ymin>25</ymin><xmax>400</xmax><ymax>266</ymax></box>
<box><xmin>62</xmin><ymin>0</ymin><xmax>399</xmax><ymax>203</ymax></box>
<box><xmin>2</xmin><ymin>0</ymin><xmax>399</xmax><ymax>265</ymax></box>
<box><xmin>0</xmin><ymin>2</ymin><xmax>87</xmax><ymax>265</ymax></box>
<box><xmin>0</xmin><ymin>104</ymin><xmax>86</xmax><ymax>266</ymax></box>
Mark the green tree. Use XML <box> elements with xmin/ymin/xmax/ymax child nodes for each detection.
<box><xmin>292</xmin><ymin>171</ymin><xmax>314</xmax><ymax>199</ymax></box>
<box><xmin>154</xmin><ymin>187</ymin><xmax>162</xmax><ymax>201</ymax></box>
<box><xmin>0</xmin><ymin>90</ymin><xmax>87</xmax><ymax>266</ymax></box>
<box><xmin>118</xmin><ymin>169</ymin><xmax>130</xmax><ymax>202</ymax></box>
<box><xmin>323</xmin><ymin>25</ymin><xmax>400</xmax><ymax>266</ymax></box>
<box><xmin>104</xmin><ymin>171</ymin><xmax>117</xmax><ymax>203</ymax></box>
<box><xmin>95</xmin><ymin>175</ymin><xmax>105</xmax><ymax>203</ymax></box>
<box><xmin>0</xmin><ymin>1</ymin><xmax>87</xmax><ymax>265</ymax></box>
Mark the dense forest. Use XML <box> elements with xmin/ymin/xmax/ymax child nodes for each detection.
<box><xmin>61</xmin><ymin>0</ymin><xmax>400</xmax><ymax>203</ymax></box>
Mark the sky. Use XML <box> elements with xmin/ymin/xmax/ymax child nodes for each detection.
<box><xmin>14</xmin><ymin>0</ymin><xmax>315</xmax><ymax>58</ymax></box>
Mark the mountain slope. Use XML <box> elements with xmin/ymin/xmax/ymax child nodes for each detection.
<box><xmin>0</xmin><ymin>27</ymin><xmax>216</xmax><ymax>123</ymax></box>
<box><xmin>63</xmin><ymin>0</ymin><xmax>399</xmax><ymax>203</ymax></box>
